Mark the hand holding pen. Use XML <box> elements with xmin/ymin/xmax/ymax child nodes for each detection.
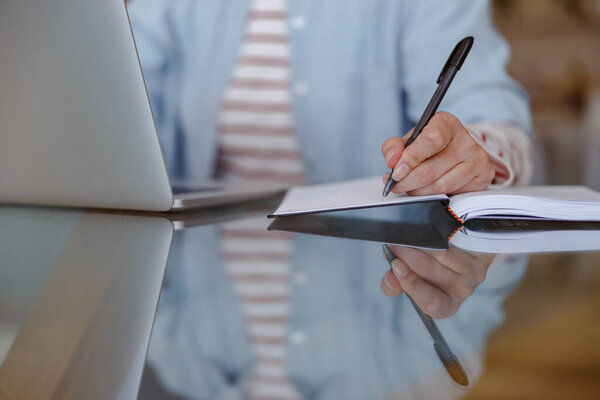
<box><xmin>381</xmin><ymin>37</ymin><xmax>495</xmax><ymax>198</ymax></box>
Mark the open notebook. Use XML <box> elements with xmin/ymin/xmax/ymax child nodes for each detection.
<box><xmin>269</xmin><ymin>176</ymin><xmax>600</xmax><ymax>223</ymax></box>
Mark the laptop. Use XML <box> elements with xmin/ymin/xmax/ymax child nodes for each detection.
<box><xmin>0</xmin><ymin>0</ymin><xmax>286</xmax><ymax>211</ymax></box>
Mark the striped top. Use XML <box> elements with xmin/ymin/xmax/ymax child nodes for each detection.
<box><xmin>216</xmin><ymin>0</ymin><xmax>304</xmax><ymax>186</ymax></box>
<box><xmin>214</xmin><ymin>1</ymin><xmax>532</xmax><ymax>398</ymax></box>
<box><xmin>216</xmin><ymin>0</ymin><xmax>301</xmax><ymax>399</ymax></box>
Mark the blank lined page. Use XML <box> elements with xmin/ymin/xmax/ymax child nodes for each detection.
<box><xmin>269</xmin><ymin>176</ymin><xmax>448</xmax><ymax>217</ymax></box>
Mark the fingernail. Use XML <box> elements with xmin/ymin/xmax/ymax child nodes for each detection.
<box><xmin>392</xmin><ymin>163</ymin><xmax>410</xmax><ymax>181</ymax></box>
<box><xmin>391</xmin><ymin>259</ymin><xmax>409</xmax><ymax>278</ymax></box>
<box><xmin>384</xmin><ymin>149</ymin><xmax>396</xmax><ymax>165</ymax></box>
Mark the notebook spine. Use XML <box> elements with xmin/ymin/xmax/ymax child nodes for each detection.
<box><xmin>447</xmin><ymin>224</ymin><xmax>463</xmax><ymax>241</ymax></box>
<box><xmin>446</xmin><ymin>206</ymin><xmax>465</xmax><ymax>224</ymax></box>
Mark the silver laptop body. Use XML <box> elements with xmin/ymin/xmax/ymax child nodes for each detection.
<box><xmin>0</xmin><ymin>0</ymin><xmax>283</xmax><ymax>211</ymax></box>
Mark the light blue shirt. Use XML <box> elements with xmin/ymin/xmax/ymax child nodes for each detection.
<box><xmin>127</xmin><ymin>1</ymin><xmax>532</xmax><ymax>398</ymax></box>
<box><xmin>128</xmin><ymin>0</ymin><xmax>531</xmax><ymax>184</ymax></box>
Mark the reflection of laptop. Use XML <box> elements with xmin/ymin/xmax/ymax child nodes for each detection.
<box><xmin>0</xmin><ymin>0</ymin><xmax>285</xmax><ymax>211</ymax></box>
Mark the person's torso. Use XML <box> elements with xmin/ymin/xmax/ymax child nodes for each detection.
<box><xmin>151</xmin><ymin>0</ymin><xmax>409</xmax><ymax>183</ymax></box>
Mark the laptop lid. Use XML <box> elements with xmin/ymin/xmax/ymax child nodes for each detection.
<box><xmin>0</xmin><ymin>0</ymin><xmax>173</xmax><ymax>211</ymax></box>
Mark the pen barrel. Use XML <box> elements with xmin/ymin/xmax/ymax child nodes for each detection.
<box><xmin>407</xmin><ymin>66</ymin><xmax>459</xmax><ymax>145</ymax></box>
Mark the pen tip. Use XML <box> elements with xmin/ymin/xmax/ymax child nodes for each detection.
<box><xmin>382</xmin><ymin>176</ymin><xmax>395</xmax><ymax>200</ymax></box>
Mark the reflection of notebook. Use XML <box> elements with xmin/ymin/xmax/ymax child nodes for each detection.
<box><xmin>450</xmin><ymin>219</ymin><xmax>600</xmax><ymax>254</ymax></box>
<box><xmin>268</xmin><ymin>204</ymin><xmax>600</xmax><ymax>254</ymax></box>
<box><xmin>269</xmin><ymin>176</ymin><xmax>600</xmax><ymax>223</ymax></box>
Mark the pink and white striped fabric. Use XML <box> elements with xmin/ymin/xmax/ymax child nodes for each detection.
<box><xmin>216</xmin><ymin>0</ymin><xmax>302</xmax><ymax>399</ymax></box>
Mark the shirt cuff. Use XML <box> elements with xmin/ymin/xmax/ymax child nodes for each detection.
<box><xmin>465</xmin><ymin>123</ymin><xmax>534</xmax><ymax>187</ymax></box>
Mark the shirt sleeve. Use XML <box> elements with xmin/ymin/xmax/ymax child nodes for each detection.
<box><xmin>400</xmin><ymin>0</ymin><xmax>533</xmax><ymax>136</ymax></box>
<box><xmin>465</xmin><ymin>122</ymin><xmax>534</xmax><ymax>186</ymax></box>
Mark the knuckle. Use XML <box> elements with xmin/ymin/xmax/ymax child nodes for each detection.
<box><xmin>402</xmin><ymin>274</ymin><xmax>419</xmax><ymax>291</ymax></box>
<box><xmin>413</xmin><ymin>259</ymin><xmax>435</xmax><ymax>279</ymax></box>
<box><xmin>403</xmin><ymin>149</ymin><xmax>421</xmax><ymax>166</ymax></box>
<box><xmin>437</xmin><ymin>111</ymin><xmax>455</xmax><ymax>123</ymax></box>
<box><xmin>416</xmin><ymin>163</ymin><xmax>438</xmax><ymax>184</ymax></box>
<box><xmin>456</xmin><ymin>284</ymin><xmax>475</xmax><ymax>301</ymax></box>
<box><xmin>438</xmin><ymin>112</ymin><xmax>460</xmax><ymax>131</ymax></box>
<box><xmin>435</xmin><ymin>251</ymin><xmax>454</xmax><ymax>267</ymax></box>
<box><xmin>432</xmin><ymin>179</ymin><xmax>450</xmax><ymax>194</ymax></box>
<box><xmin>474</xmin><ymin>261</ymin><xmax>492</xmax><ymax>283</ymax></box>
<box><xmin>425</xmin><ymin>129</ymin><xmax>445</xmax><ymax>150</ymax></box>
<box><xmin>475</xmin><ymin>268</ymin><xmax>487</xmax><ymax>284</ymax></box>
<box><xmin>422</xmin><ymin>295</ymin><xmax>444</xmax><ymax>318</ymax></box>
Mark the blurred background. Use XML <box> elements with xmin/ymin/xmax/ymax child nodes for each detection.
<box><xmin>494</xmin><ymin>0</ymin><xmax>600</xmax><ymax>187</ymax></box>
<box><xmin>464</xmin><ymin>1</ymin><xmax>600</xmax><ymax>399</ymax></box>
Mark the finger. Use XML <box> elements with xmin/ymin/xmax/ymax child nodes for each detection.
<box><xmin>382</xmin><ymin>172</ymin><xmax>391</xmax><ymax>184</ymax></box>
<box><xmin>422</xmin><ymin>247</ymin><xmax>491</xmax><ymax>288</ymax></box>
<box><xmin>380</xmin><ymin>269</ymin><xmax>404</xmax><ymax>297</ymax></box>
<box><xmin>381</xmin><ymin>138</ymin><xmax>406</xmax><ymax>169</ymax></box>
<box><xmin>424</xmin><ymin>247</ymin><xmax>481</xmax><ymax>275</ymax></box>
<box><xmin>390</xmin><ymin>258</ymin><xmax>457</xmax><ymax>318</ymax></box>
<box><xmin>391</xmin><ymin>247</ymin><xmax>481</xmax><ymax>310</ymax></box>
<box><xmin>392</xmin><ymin>114</ymin><xmax>456</xmax><ymax>181</ymax></box>
<box><xmin>382</xmin><ymin>129</ymin><xmax>415</xmax><ymax>168</ymax></box>
<box><xmin>391</xmin><ymin>140</ymin><xmax>463</xmax><ymax>194</ymax></box>
<box><xmin>449</xmin><ymin>169</ymin><xmax>494</xmax><ymax>194</ymax></box>
<box><xmin>406</xmin><ymin>162</ymin><xmax>476</xmax><ymax>196</ymax></box>
<box><xmin>389</xmin><ymin>246</ymin><xmax>461</xmax><ymax>291</ymax></box>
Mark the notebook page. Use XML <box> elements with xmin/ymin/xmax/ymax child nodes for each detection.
<box><xmin>270</xmin><ymin>176</ymin><xmax>448</xmax><ymax>217</ymax></box>
<box><xmin>448</xmin><ymin>186</ymin><xmax>600</xmax><ymax>221</ymax></box>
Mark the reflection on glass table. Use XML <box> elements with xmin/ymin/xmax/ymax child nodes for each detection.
<box><xmin>0</xmin><ymin>207</ymin><xmax>173</xmax><ymax>400</ymax></box>
<box><xmin>2</xmin><ymin>200</ymin><xmax>599</xmax><ymax>399</ymax></box>
<box><xmin>381</xmin><ymin>243</ymin><xmax>496</xmax><ymax>388</ymax></box>
<box><xmin>268</xmin><ymin>202</ymin><xmax>600</xmax><ymax>255</ymax></box>
<box><xmin>138</xmin><ymin>210</ymin><xmax>527</xmax><ymax>400</ymax></box>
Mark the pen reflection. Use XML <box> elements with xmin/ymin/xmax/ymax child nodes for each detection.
<box><xmin>380</xmin><ymin>243</ymin><xmax>495</xmax><ymax>388</ymax></box>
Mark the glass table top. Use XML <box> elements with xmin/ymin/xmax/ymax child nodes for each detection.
<box><xmin>0</xmin><ymin>198</ymin><xmax>599</xmax><ymax>400</ymax></box>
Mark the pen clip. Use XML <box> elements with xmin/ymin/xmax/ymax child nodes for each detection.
<box><xmin>437</xmin><ymin>36</ymin><xmax>474</xmax><ymax>84</ymax></box>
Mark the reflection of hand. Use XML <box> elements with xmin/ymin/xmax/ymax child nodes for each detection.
<box><xmin>381</xmin><ymin>112</ymin><xmax>495</xmax><ymax>195</ymax></box>
<box><xmin>380</xmin><ymin>246</ymin><xmax>494</xmax><ymax>318</ymax></box>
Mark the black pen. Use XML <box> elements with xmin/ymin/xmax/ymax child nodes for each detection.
<box><xmin>382</xmin><ymin>36</ymin><xmax>474</xmax><ymax>199</ymax></box>
<box><xmin>381</xmin><ymin>244</ymin><xmax>469</xmax><ymax>387</ymax></box>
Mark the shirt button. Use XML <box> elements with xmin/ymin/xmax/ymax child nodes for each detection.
<box><xmin>289</xmin><ymin>331</ymin><xmax>307</xmax><ymax>345</ymax></box>
<box><xmin>293</xmin><ymin>81</ymin><xmax>309</xmax><ymax>96</ymax></box>
<box><xmin>289</xmin><ymin>15</ymin><xmax>307</xmax><ymax>30</ymax></box>
<box><xmin>293</xmin><ymin>271</ymin><xmax>310</xmax><ymax>286</ymax></box>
